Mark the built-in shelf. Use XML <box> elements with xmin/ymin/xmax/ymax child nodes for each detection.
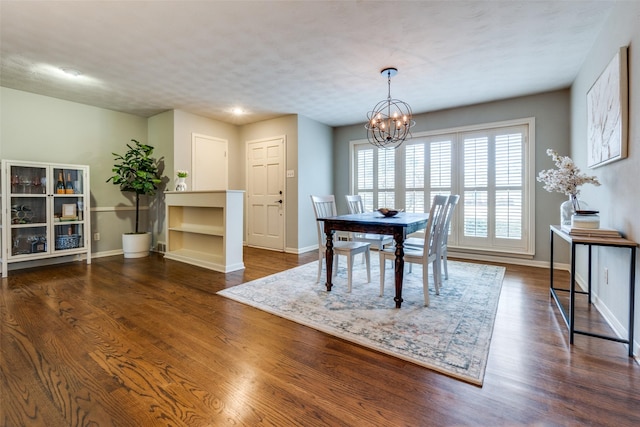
<box><xmin>167</xmin><ymin>224</ymin><xmax>225</xmax><ymax>236</ymax></box>
<box><xmin>164</xmin><ymin>190</ymin><xmax>244</xmax><ymax>273</ymax></box>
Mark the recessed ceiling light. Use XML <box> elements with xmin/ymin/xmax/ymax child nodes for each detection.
<box><xmin>61</xmin><ymin>68</ymin><xmax>82</xmax><ymax>77</ymax></box>
<box><xmin>232</xmin><ymin>107</ymin><xmax>244</xmax><ymax>115</ymax></box>
<box><xmin>30</xmin><ymin>63</ymin><xmax>100</xmax><ymax>86</ymax></box>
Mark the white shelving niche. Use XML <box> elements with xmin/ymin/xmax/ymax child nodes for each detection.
<box><xmin>164</xmin><ymin>190</ymin><xmax>244</xmax><ymax>273</ymax></box>
<box><xmin>1</xmin><ymin>160</ymin><xmax>91</xmax><ymax>277</ymax></box>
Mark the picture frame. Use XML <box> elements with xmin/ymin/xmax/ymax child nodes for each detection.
<box><xmin>62</xmin><ymin>203</ymin><xmax>77</xmax><ymax>218</ymax></box>
<box><xmin>587</xmin><ymin>46</ymin><xmax>629</xmax><ymax>168</ymax></box>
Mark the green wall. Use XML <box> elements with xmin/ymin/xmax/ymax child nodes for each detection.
<box><xmin>0</xmin><ymin>87</ymin><xmax>166</xmax><ymax>255</ymax></box>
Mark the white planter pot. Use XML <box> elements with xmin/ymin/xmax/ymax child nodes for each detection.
<box><xmin>122</xmin><ymin>232</ymin><xmax>152</xmax><ymax>258</ymax></box>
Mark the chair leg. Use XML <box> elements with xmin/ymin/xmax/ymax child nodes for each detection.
<box><xmin>379</xmin><ymin>252</ymin><xmax>386</xmax><ymax>296</ymax></box>
<box><xmin>365</xmin><ymin>249</ymin><xmax>371</xmax><ymax>283</ymax></box>
<box><xmin>316</xmin><ymin>252</ymin><xmax>323</xmax><ymax>283</ymax></box>
<box><xmin>432</xmin><ymin>260</ymin><xmax>440</xmax><ymax>295</ymax></box>
<box><xmin>442</xmin><ymin>249</ymin><xmax>449</xmax><ymax>280</ymax></box>
<box><xmin>347</xmin><ymin>254</ymin><xmax>353</xmax><ymax>293</ymax></box>
<box><xmin>422</xmin><ymin>262</ymin><xmax>430</xmax><ymax>306</ymax></box>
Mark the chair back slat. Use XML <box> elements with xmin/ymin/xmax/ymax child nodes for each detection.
<box><xmin>424</xmin><ymin>195</ymin><xmax>448</xmax><ymax>260</ymax></box>
<box><xmin>441</xmin><ymin>195</ymin><xmax>460</xmax><ymax>246</ymax></box>
<box><xmin>345</xmin><ymin>194</ymin><xmax>365</xmax><ymax>214</ymax></box>
<box><xmin>311</xmin><ymin>195</ymin><xmax>338</xmax><ymax>249</ymax></box>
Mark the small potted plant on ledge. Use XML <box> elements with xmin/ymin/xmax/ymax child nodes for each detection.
<box><xmin>107</xmin><ymin>139</ymin><xmax>163</xmax><ymax>258</ymax></box>
<box><xmin>175</xmin><ymin>170</ymin><xmax>188</xmax><ymax>191</ymax></box>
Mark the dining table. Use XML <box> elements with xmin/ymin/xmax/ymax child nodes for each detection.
<box><xmin>320</xmin><ymin>211</ymin><xmax>430</xmax><ymax>308</ymax></box>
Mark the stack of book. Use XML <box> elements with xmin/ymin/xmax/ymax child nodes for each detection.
<box><xmin>561</xmin><ymin>224</ymin><xmax>621</xmax><ymax>238</ymax></box>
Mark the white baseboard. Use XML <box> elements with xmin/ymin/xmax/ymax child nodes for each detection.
<box><xmin>286</xmin><ymin>245</ymin><xmax>317</xmax><ymax>255</ymax></box>
<box><xmin>91</xmin><ymin>249</ymin><xmax>124</xmax><ymax>258</ymax></box>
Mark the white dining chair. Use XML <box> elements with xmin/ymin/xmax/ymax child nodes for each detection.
<box><xmin>311</xmin><ymin>195</ymin><xmax>371</xmax><ymax>292</ymax></box>
<box><xmin>379</xmin><ymin>195</ymin><xmax>448</xmax><ymax>306</ymax></box>
<box><xmin>436</xmin><ymin>194</ymin><xmax>459</xmax><ymax>280</ymax></box>
<box><xmin>405</xmin><ymin>194</ymin><xmax>459</xmax><ymax>283</ymax></box>
<box><xmin>345</xmin><ymin>194</ymin><xmax>394</xmax><ymax>252</ymax></box>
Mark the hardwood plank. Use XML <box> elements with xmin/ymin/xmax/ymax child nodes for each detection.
<box><xmin>1</xmin><ymin>248</ymin><xmax>639</xmax><ymax>426</ymax></box>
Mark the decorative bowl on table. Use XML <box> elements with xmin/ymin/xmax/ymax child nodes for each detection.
<box><xmin>377</xmin><ymin>208</ymin><xmax>401</xmax><ymax>217</ymax></box>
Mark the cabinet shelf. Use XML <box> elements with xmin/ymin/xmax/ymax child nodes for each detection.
<box><xmin>168</xmin><ymin>225</ymin><xmax>224</xmax><ymax>236</ymax></box>
<box><xmin>10</xmin><ymin>222</ymin><xmax>48</xmax><ymax>228</ymax></box>
<box><xmin>163</xmin><ymin>248</ymin><xmax>227</xmax><ymax>271</ymax></box>
<box><xmin>165</xmin><ymin>191</ymin><xmax>244</xmax><ymax>274</ymax></box>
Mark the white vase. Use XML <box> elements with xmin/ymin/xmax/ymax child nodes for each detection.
<box><xmin>561</xmin><ymin>195</ymin><xmax>588</xmax><ymax>226</ymax></box>
<box><xmin>175</xmin><ymin>177</ymin><xmax>187</xmax><ymax>191</ymax></box>
<box><xmin>122</xmin><ymin>232</ymin><xmax>151</xmax><ymax>258</ymax></box>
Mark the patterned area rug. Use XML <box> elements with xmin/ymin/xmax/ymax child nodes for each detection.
<box><xmin>217</xmin><ymin>257</ymin><xmax>505</xmax><ymax>385</ymax></box>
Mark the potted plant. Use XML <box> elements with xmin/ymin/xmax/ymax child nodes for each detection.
<box><xmin>175</xmin><ymin>170</ymin><xmax>188</xmax><ymax>191</ymax></box>
<box><xmin>107</xmin><ymin>139</ymin><xmax>163</xmax><ymax>258</ymax></box>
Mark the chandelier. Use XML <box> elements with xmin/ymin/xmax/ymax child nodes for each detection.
<box><xmin>365</xmin><ymin>67</ymin><xmax>415</xmax><ymax>149</ymax></box>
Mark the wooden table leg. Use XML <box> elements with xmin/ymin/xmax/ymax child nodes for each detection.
<box><xmin>324</xmin><ymin>227</ymin><xmax>334</xmax><ymax>291</ymax></box>
<box><xmin>393</xmin><ymin>232</ymin><xmax>405</xmax><ymax>308</ymax></box>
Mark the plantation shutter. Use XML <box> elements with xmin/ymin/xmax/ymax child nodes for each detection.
<box><xmin>351</xmin><ymin>118</ymin><xmax>533</xmax><ymax>256</ymax></box>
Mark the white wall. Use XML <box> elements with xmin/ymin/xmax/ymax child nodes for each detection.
<box><xmin>171</xmin><ymin>109</ymin><xmax>241</xmax><ymax>190</ymax></box>
<box><xmin>570</xmin><ymin>1</ymin><xmax>640</xmax><ymax>354</ymax></box>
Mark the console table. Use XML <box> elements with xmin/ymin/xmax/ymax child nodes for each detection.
<box><xmin>549</xmin><ymin>225</ymin><xmax>636</xmax><ymax>356</ymax></box>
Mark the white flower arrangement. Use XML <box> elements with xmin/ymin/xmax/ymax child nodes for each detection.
<box><xmin>176</xmin><ymin>170</ymin><xmax>188</xmax><ymax>178</ymax></box>
<box><xmin>537</xmin><ymin>149</ymin><xmax>600</xmax><ymax>207</ymax></box>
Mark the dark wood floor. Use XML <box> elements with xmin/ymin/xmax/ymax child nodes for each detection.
<box><xmin>1</xmin><ymin>247</ymin><xmax>639</xmax><ymax>426</ymax></box>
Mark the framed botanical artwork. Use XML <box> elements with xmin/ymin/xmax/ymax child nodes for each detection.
<box><xmin>587</xmin><ymin>46</ymin><xmax>629</xmax><ymax>168</ymax></box>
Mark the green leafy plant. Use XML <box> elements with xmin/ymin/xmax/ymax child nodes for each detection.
<box><xmin>107</xmin><ymin>139</ymin><xmax>162</xmax><ymax>234</ymax></box>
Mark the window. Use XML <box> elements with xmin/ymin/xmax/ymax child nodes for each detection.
<box><xmin>350</xmin><ymin>118</ymin><xmax>535</xmax><ymax>256</ymax></box>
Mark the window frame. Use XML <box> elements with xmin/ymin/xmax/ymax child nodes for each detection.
<box><xmin>349</xmin><ymin>117</ymin><xmax>536</xmax><ymax>257</ymax></box>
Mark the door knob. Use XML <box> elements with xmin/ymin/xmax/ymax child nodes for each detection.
<box><xmin>276</xmin><ymin>199</ymin><xmax>283</xmax><ymax>204</ymax></box>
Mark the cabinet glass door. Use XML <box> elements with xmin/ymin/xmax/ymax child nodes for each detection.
<box><xmin>54</xmin><ymin>224</ymin><xmax>84</xmax><ymax>252</ymax></box>
<box><xmin>52</xmin><ymin>166</ymin><xmax>85</xmax><ymax>253</ymax></box>
<box><xmin>9</xmin><ymin>165</ymin><xmax>49</xmax><ymax>257</ymax></box>
<box><xmin>52</xmin><ymin>167</ymin><xmax>83</xmax><ymax>195</ymax></box>
<box><xmin>10</xmin><ymin>165</ymin><xmax>47</xmax><ymax>195</ymax></box>
<box><xmin>11</xmin><ymin>226</ymin><xmax>47</xmax><ymax>256</ymax></box>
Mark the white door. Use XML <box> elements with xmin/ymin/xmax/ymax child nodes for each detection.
<box><xmin>192</xmin><ymin>133</ymin><xmax>228</xmax><ymax>190</ymax></box>
<box><xmin>246</xmin><ymin>137</ymin><xmax>285</xmax><ymax>251</ymax></box>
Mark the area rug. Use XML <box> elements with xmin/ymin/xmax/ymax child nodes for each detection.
<box><xmin>217</xmin><ymin>257</ymin><xmax>505</xmax><ymax>385</ymax></box>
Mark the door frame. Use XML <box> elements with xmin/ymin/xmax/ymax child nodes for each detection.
<box><xmin>245</xmin><ymin>135</ymin><xmax>287</xmax><ymax>251</ymax></box>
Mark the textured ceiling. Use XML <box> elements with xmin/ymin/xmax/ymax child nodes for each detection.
<box><xmin>0</xmin><ymin>1</ymin><xmax>614</xmax><ymax>127</ymax></box>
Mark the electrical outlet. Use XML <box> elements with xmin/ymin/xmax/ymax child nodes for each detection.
<box><xmin>604</xmin><ymin>267</ymin><xmax>609</xmax><ymax>285</ymax></box>
<box><xmin>93</xmin><ymin>232</ymin><xmax>100</xmax><ymax>241</ymax></box>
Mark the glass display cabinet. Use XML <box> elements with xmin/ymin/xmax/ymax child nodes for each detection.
<box><xmin>1</xmin><ymin>160</ymin><xmax>91</xmax><ymax>277</ymax></box>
